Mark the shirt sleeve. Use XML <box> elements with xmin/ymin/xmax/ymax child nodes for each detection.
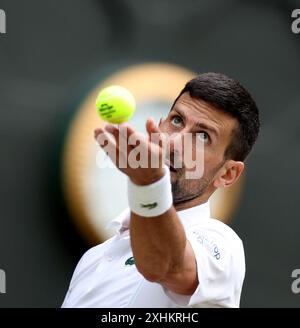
<box><xmin>161</xmin><ymin>223</ymin><xmax>245</xmax><ymax>308</ymax></box>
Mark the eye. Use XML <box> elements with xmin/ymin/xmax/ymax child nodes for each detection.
<box><xmin>197</xmin><ymin>132</ymin><xmax>209</xmax><ymax>143</ymax></box>
<box><xmin>171</xmin><ymin>115</ymin><xmax>183</xmax><ymax>128</ymax></box>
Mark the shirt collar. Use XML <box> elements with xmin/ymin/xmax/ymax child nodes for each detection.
<box><xmin>106</xmin><ymin>201</ymin><xmax>211</xmax><ymax>233</ymax></box>
<box><xmin>177</xmin><ymin>201</ymin><xmax>211</xmax><ymax>228</ymax></box>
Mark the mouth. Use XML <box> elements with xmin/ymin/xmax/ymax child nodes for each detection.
<box><xmin>165</xmin><ymin>161</ymin><xmax>177</xmax><ymax>173</ymax></box>
<box><xmin>169</xmin><ymin>165</ymin><xmax>177</xmax><ymax>173</ymax></box>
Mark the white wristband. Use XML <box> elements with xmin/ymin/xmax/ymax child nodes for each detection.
<box><xmin>127</xmin><ymin>165</ymin><xmax>173</xmax><ymax>217</ymax></box>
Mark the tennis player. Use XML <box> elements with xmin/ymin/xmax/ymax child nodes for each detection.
<box><xmin>62</xmin><ymin>73</ymin><xmax>260</xmax><ymax>308</ymax></box>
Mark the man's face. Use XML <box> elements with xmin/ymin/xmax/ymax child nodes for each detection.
<box><xmin>159</xmin><ymin>92</ymin><xmax>238</xmax><ymax>204</ymax></box>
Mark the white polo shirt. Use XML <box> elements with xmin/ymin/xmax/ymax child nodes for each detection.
<box><xmin>62</xmin><ymin>202</ymin><xmax>245</xmax><ymax>308</ymax></box>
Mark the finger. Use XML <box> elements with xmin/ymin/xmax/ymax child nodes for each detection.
<box><xmin>146</xmin><ymin>118</ymin><xmax>166</xmax><ymax>149</ymax></box>
<box><xmin>104</xmin><ymin>124</ymin><xmax>131</xmax><ymax>153</ymax></box>
<box><xmin>105</xmin><ymin>124</ymin><xmax>133</xmax><ymax>158</ymax></box>
<box><xmin>104</xmin><ymin>124</ymin><xmax>133</xmax><ymax>168</ymax></box>
<box><xmin>146</xmin><ymin>117</ymin><xmax>160</xmax><ymax>136</ymax></box>
<box><xmin>94</xmin><ymin>128</ymin><xmax>103</xmax><ymax>139</ymax></box>
<box><xmin>146</xmin><ymin>117</ymin><xmax>163</xmax><ymax>145</ymax></box>
<box><xmin>126</xmin><ymin>126</ymin><xmax>149</xmax><ymax>148</ymax></box>
<box><xmin>96</xmin><ymin>130</ymin><xmax>116</xmax><ymax>149</ymax></box>
<box><xmin>158</xmin><ymin>117</ymin><xmax>164</xmax><ymax>126</ymax></box>
<box><xmin>96</xmin><ymin>130</ymin><xmax>120</xmax><ymax>166</ymax></box>
<box><xmin>105</xmin><ymin>124</ymin><xmax>119</xmax><ymax>142</ymax></box>
<box><xmin>118</xmin><ymin>123</ymin><xmax>136</xmax><ymax>140</ymax></box>
<box><xmin>117</xmin><ymin>124</ymin><xmax>139</xmax><ymax>155</ymax></box>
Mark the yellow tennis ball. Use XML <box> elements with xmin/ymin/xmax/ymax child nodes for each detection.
<box><xmin>95</xmin><ymin>85</ymin><xmax>136</xmax><ymax>124</ymax></box>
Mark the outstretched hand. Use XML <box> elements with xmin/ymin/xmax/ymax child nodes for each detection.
<box><xmin>94</xmin><ymin>117</ymin><xmax>167</xmax><ymax>185</ymax></box>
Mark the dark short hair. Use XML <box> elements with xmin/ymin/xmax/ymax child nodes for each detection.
<box><xmin>173</xmin><ymin>72</ymin><xmax>260</xmax><ymax>161</ymax></box>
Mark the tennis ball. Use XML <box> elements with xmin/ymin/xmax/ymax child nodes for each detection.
<box><xmin>95</xmin><ymin>85</ymin><xmax>136</xmax><ymax>124</ymax></box>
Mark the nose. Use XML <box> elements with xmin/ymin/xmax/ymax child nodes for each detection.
<box><xmin>165</xmin><ymin>132</ymin><xmax>185</xmax><ymax>169</ymax></box>
<box><xmin>167</xmin><ymin>132</ymin><xmax>184</xmax><ymax>154</ymax></box>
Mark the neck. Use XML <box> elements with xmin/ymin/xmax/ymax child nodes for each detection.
<box><xmin>173</xmin><ymin>193</ymin><xmax>210</xmax><ymax>212</ymax></box>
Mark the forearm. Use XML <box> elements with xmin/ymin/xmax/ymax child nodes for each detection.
<box><xmin>130</xmin><ymin>206</ymin><xmax>187</xmax><ymax>281</ymax></box>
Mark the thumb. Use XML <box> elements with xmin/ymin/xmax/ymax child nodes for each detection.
<box><xmin>146</xmin><ymin>117</ymin><xmax>160</xmax><ymax>136</ymax></box>
<box><xmin>146</xmin><ymin>117</ymin><xmax>167</xmax><ymax>149</ymax></box>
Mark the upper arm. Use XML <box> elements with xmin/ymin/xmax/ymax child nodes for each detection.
<box><xmin>158</xmin><ymin>224</ymin><xmax>245</xmax><ymax>308</ymax></box>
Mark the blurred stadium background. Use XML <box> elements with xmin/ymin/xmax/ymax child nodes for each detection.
<box><xmin>0</xmin><ymin>0</ymin><xmax>299</xmax><ymax>307</ymax></box>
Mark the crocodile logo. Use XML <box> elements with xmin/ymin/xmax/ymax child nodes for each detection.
<box><xmin>140</xmin><ymin>202</ymin><xmax>158</xmax><ymax>210</ymax></box>
<box><xmin>125</xmin><ymin>256</ymin><xmax>135</xmax><ymax>266</ymax></box>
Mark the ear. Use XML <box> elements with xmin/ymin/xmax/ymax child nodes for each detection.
<box><xmin>213</xmin><ymin>160</ymin><xmax>244</xmax><ymax>189</ymax></box>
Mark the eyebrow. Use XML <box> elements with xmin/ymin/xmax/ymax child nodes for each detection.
<box><xmin>172</xmin><ymin>107</ymin><xmax>219</xmax><ymax>138</ymax></box>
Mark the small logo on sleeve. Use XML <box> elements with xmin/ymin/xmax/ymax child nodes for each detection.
<box><xmin>125</xmin><ymin>256</ymin><xmax>135</xmax><ymax>266</ymax></box>
<box><xmin>192</xmin><ymin>231</ymin><xmax>221</xmax><ymax>260</ymax></box>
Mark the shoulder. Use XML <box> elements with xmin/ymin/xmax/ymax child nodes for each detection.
<box><xmin>186</xmin><ymin>217</ymin><xmax>245</xmax><ymax>269</ymax></box>
<box><xmin>189</xmin><ymin>217</ymin><xmax>243</xmax><ymax>246</ymax></box>
<box><xmin>67</xmin><ymin>236</ymin><xmax>117</xmax><ymax>290</ymax></box>
<box><xmin>77</xmin><ymin>236</ymin><xmax>116</xmax><ymax>268</ymax></box>
<box><xmin>182</xmin><ymin>217</ymin><xmax>245</xmax><ymax>307</ymax></box>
